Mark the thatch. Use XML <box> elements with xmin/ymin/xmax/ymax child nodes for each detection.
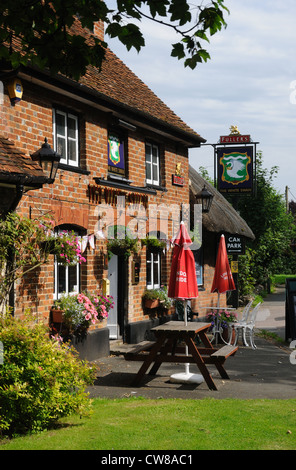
<box><xmin>189</xmin><ymin>165</ymin><xmax>255</xmax><ymax>240</ymax></box>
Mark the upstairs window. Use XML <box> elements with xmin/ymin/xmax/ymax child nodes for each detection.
<box><xmin>145</xmin><ymin>142</ymin><xmax>160</xmax><ymax>186</ymax></box>
<box><xmin>53</xmin><ymin>109</ymin><xmax>79</xmax><ymax>166</ymax></box>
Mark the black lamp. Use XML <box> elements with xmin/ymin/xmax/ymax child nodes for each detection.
<box><xmin>195</xmin><ymin>184</ymin><xmax>214</xmax><ymax>213</ymax></box>
<box><xmin>31</xmin><ymin>138</ymin><xmax>61</xmax><ymax>183</ymax></box>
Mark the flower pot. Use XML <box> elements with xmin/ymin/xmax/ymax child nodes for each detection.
<box><xmin>145</xmin><ymin>299</ymin><xmax>160</xmax><ymax>309</ymax></box>
<box><xmin>222</xmin><ymin>325</ymin><xmax>236</xmax><ymax>345</ymax></box>
<box><xmin>51</xmin><ymin>309</ymin><xmax>64</xmax><ymax>323</ymax></box>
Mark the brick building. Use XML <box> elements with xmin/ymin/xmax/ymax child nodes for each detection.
<box><xmin>0</xmin><ymin>21</ymin><xmax>208</xmax><ymax>358</ymax></box>
<box><xmin>0</xmin><ymin>21</ymin><xmax>254</xmax><ymax>359</ymax></box>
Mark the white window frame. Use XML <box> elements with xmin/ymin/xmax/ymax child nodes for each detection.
<box><xmin>146</xmin><ymin>251</ymin><xmax>161</xmax><ymax>289</ymax></box>
<box><xmin>145</xmin><ymin>142</ymin><xmax>160</xmax><ymax>186</ymax></box>
<box><xmin>53</xmin><ymin>228</ymin><xmax>81</xmax><ymax>300</ymax></box>
<box><xmin>53</xmin><ymin>109</ymin><xmax>79</xmax><ymax>167</ymax></box>
<box><xmin>54</xmin><ymin>262</ymin><xmax>80</xmax><ymax>300</ymax></box>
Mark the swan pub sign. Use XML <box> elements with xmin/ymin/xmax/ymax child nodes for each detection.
<box><xmin>217</xmin><ymin>127</ymin><xmax>254</xmax><ymax>195</ymax></box>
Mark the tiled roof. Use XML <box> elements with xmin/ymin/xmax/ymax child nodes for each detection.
<box><xmin>72</xmin><ymin>21</ymin><xmax>205</xmax><ymax>143</ymax></box>
<box><xmin>6</xmin><ymin>20</ymin><xmax>205</xmax><ymax>144</ymax></box>
<box><xmin>0</xmin><ymin>136</ymin><xmax>46</xmax><ymax>185</ymax></box>
<box><xmin>80</xmin><ymin>48</ymin><xmax>203</xmax><ymax>140</ymax></box>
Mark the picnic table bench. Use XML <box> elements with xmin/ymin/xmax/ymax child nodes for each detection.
<box><xmin>124</xmin><ymin>321</ymin><xmax>238</xmax><ymax>391</ymax></box>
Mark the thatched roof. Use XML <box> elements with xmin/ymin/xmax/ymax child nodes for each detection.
<box><xmin>189</xmin><ymin>165</ymin><xmax>255</xmax><ymax>240</ymax></box>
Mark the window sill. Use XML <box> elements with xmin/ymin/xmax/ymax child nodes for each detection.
<box><xmin>58</xmin><ymin>163</ymin><xmax>90</xmax><ymax>175</ymax></box>
<box><xmin>94</xmin><ymin>177</ymin><xmax>157</xmax><ymax>195</ymax></box>
<box><xmin>145</xmin><ymin>183</ymin><xmax>167</xmax><ymax>192</ymax></box>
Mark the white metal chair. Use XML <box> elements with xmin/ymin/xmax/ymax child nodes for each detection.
<box><xmin>232</xmin><ymin>300</ymin><xmax>254</xmax><ymax>346</ymax></box>
<box><xmin>243</xmin><ymin>302</ymin><xmax>262</xmax><ymax>349</ymax></box>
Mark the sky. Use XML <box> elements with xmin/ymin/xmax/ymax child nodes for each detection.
<box><xmin>107</xmin><ymin>0</ymin><xmax>296</xmax><ymax>201</ymax></box>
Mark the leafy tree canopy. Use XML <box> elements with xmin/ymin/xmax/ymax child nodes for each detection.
<box><xmin>0</xmin><ymin>0</ymin><xmax>229</xmax><ymax>79</ymax></box>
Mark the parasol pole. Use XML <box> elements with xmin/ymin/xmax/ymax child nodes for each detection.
<box><xmin>184</xmin><ymin>299</ymin><xmax>190</xmax><ymax>376</ymax></box>
<box><xmin>214</xmin><ymin>292</ymin><xmax>221</xmax><ymax>345</ymax></box>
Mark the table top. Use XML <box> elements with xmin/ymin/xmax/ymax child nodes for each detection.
<box><xmin>151</xmin><ymin>321</ymin><xmax>211</xmax><ymax>333</ymax></box>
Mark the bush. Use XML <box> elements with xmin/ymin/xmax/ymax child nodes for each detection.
<box><xmin>0</xmin><ymin>313</ymin><xmax>95</xmax><ymax>437</ymax></box>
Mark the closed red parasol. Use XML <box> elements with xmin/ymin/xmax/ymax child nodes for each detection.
<box><xmin>211</xmin><ymin>234</ymin><xmax>236</xmax><ymax>299</ymax></box>
<box><xmin>168</xmin><ymin>222</ymin><xmax>202</xmax><ymax>384</ymax></box>
<box><xmin>168</xmin><ymin>221</ymin><xmax>198</xmax><ymax>301</ymax></box>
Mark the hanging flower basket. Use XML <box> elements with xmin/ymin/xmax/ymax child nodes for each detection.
<box><xmin>142</xmin><ymin>237</ymin><xmax>167</xmax><ymax>253</ymax></box>
<box><xmin>107</xmin><ymin>225</ymin><xmax>139</xmax><ymax>260</ymax></box>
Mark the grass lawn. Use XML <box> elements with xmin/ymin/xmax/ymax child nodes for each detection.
<box><xmin>1</xmin><ymin>397</ymin><xmax>296</xmax><ymax>450</ymax></box>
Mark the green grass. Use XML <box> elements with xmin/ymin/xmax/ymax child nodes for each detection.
<box><xmin>1</xmin><ymin>397</ymin><xmax>296</xmax><ymax>450</ymax></box>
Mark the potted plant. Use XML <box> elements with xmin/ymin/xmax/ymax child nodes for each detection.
<box><xmin>51</xmin><ymin>307</ymin><xmax>64</xmax><ymax>323</ymax></box>
<box><xmin>52</xmin><ymin>291</ymin><xmax>114</xmax><ymax>341</ymax></box>
<box><xmin>142</xmin><ymin>289</ymin><xmax>161</xmax><ymax>309</ymax></box>
<box><xmin>206</xmin><ymin>309</ymin><xmax>237</xmax><ymax>344</ymax></box>
<box><xmin>142</xmin><ymin>286</ymin><xmax>173</xmax><ymax>309</ymax></box>
<box><xmin>157</xmin><ymin>285</ymin><xmax>173</xmax><ymax>310</ymax></box>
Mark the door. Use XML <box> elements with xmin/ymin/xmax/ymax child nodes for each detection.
<box><xmin>107</xmin><ymin>255</ymin><xmax>119</xmax><ymax>339</ymax></box>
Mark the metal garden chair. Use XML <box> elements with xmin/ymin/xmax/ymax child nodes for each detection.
<box><xmin>242</xmin><ymin>302</ymin><xmax>262</xmax><ymax>349</ymax></box>
<box><xmin>232</xmin><ymin>300</ymin><xmax>254</xmax><ymax>346</ymax></box>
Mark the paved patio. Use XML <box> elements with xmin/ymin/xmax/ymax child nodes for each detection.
<box><xmin>87</xmin><ymin>287</ymin><xmax>296</xmax><ymax>400</ymax></box>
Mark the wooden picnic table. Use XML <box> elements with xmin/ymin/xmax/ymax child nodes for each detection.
<box><xmin>125</xmin><ymin>321</ymin><xmax>238</xmax><ymax>391</ymax></box>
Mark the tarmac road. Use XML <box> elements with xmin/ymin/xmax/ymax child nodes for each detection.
<box><xmin>87</xmin><ymin>286</ymin><xmax>296</xmax><ymax>400</ymax></box>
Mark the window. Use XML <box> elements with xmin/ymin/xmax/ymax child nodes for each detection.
<box><xmin>53</xmin><ymin>109</ymin><xmax>79</xmax><ymax>166</ymax></box>
<box><xmin>146</xmin><ymin>251</ymin><xmax>161</xmax><ymax>289</ymax></box>
<box><xmin>53</xmin><ymin>226</ymin><xmax>83</xmax><ymax>299</ymax></box>
<box><xmin>145</xmin><ymin>142</ymin><xmax>160</xmax><ymax>186</ymax></box>
<box><xmin>193</xmin><ymin>248</ymin><xmax>203</xmax><ymax>287</ymax></box>
<box><xmin>54</xmin><ymin>263</ymin><xmax>80</xmax><ymax>298</ymax></box>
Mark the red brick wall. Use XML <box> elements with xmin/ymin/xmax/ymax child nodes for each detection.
<box><xmin>0</xmin><ymin>74</ymin><xmax>228</xmax><ymax>333</ymax></box>
<box><xmin>0</xmin><ymin>79</ymin><xmax>191</xmax><ymax>327</ymax></box>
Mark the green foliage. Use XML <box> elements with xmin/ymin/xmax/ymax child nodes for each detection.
<box><xmin>142</xmin><ymin>236</ymin><xmax>167</xmax><ymax>252</ymax></box>
<box><xmin>0</xmin><ymin>213</ymin><xmax>86</xmax><ymax>310</ymax></box>
<box><xmin>143</xmin><ymin>286</ymin><xmax>173</xmax><ymax>308</ymax></box>
<box><xmin>0</xmin><ymin>313</ymin><xmax>95</xmax><ymax>437</ymax></box>
<box><xmin>107</xmin><ymin>225</ymin><xmax>139</xmax><ymax>259</ymax></box>
<box><xmin>0</xmin><ymin>1</ymin><xmax>229</xmax><ymax>79</ymax></box>
<box><xmin>233</xmin><ymin>152</ymin><xmax>296</xmax><ymax>297</ymax></box>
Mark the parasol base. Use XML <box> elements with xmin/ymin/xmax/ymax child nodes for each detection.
<box><xmin>169</xmin><ymin>372</ymin><xmax>204</xmax><ymax>385</ymax></box>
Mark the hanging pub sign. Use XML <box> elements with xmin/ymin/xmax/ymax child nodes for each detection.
<box><xmin>217</xmin><ymin>146</ymin><xmax>253</xmax><ymax>195</ymax></box>
<box><xmin>108</xmin><ymin>132</ymin><xmax>125</xmax><ymax>176</ymax></box>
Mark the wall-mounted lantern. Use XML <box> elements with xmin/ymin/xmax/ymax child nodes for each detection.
<box><xmin>195</xmin><ymin>185</ymin><xmax>214</xmax><ymax>213</ymax></box>
<box><xmin>31</xmin><ymin>138</ymin><xmax>61</xmax><ymax>184</ymax></box>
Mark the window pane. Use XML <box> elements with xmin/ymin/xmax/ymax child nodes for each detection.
<box><xmin>56</xmin><ymin>113</ymin><xmax>66</xmax><ymax>136</ymax></box>
<box><xmin>152</xmin><ymin>162</ymin><xmax>158</xmax><ymax>182</ymax></box>
<box><xmin>57</xmin><ymin>136</ymin><xmax>66</xmax><ymax>158</ymax></box>
<box><xmin>146</xmin><ymin>257</ymin><xmax>152</xmax><ymax>287</ymax></box>
<box><xmin>68</xmin><ymin>139</ymin><xmax>77</xmax><ymax>162</ymax></box>
<box><xmin>153</xmin><ymin>255</ymin><xmax>159</xmax><ymax>286</ymax></box>
<box><xmin>58</xmin><ymin>265</ymin><xmax>66</xmax><ymax>294</ymax></box>
<box><xmin>69</xmin><ymin>265</ymin><xmax>78</xmax><ymax>293</ymax></box>
<box><xmin>146</xmin><ymin>160</ymin><xmax>152</xmax><ymax>181</ymax></box>
<box><xmin>68</xmin><ymin>116</ymin><xmax>77</xmax><ymax>139</ymax></box>
<box><xmin>145</xmin><ymin>143</ymin><xmax>151</xmax><ymax>158</ymax></box>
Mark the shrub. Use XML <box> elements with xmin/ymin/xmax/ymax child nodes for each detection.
<box><xmin>0</xmin><ymin>313</ymin><xmax>95</xmax><ymax>437</ymax></box>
